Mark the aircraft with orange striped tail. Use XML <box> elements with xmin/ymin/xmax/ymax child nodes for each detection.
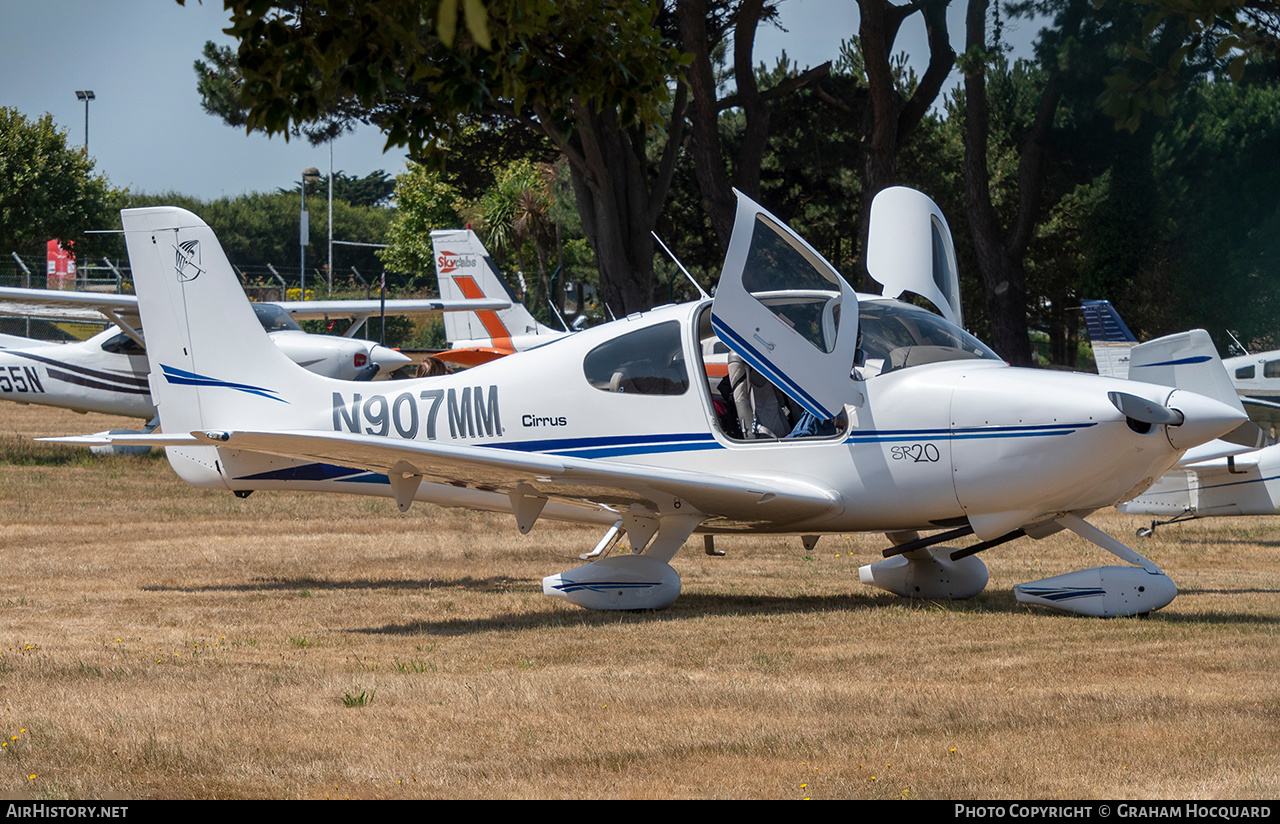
<box><xmin>431</xmin><ymin>229</ymin><xmax>570</xmax><ymax>367</ymax></box>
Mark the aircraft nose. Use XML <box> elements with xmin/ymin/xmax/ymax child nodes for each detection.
<box><xmin>369</xmin><ymin>345</ymin><xmax>412</xmax><ymax>372</ymax></box>
<box><xmin>1164</xmin><ymin>389</ymin><xmax>1247</xmax><ymax>451</ymax></box>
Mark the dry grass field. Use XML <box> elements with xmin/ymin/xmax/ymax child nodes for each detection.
<box><xmin>0</xmin><ymin>402</ymin><xmax>1277</xmax><ymax>799</ymax></box>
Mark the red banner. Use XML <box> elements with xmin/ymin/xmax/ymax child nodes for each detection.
<box><xmin>46</xmin><ymin>239</ymin><xmax>76</xmax><ymax>290</ymax></box>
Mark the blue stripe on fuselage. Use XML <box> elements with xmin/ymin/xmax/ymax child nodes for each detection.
<box><xmin>231</xmin><ymin>422</ymin><xmax>1098</xmax><ymax>483</ymax></box>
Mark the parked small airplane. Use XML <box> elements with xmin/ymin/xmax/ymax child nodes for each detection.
<box><xmin>1082</xmin><ymin>299</ymin><xmax>1280</xmax><ymax>532</ymax></box>
<box><xmin>51</xmin><ymin>191</ymin><xmax>1247</xmax><ymax>617</ymax></box>
<box><xmin>1083</xmin><ymin>298</ymin><xmax>1280</xmax><ymax>433</ymax></box>
<box><xmin>1118</xmin><ymin>444</ymin><xmax>1280</xmax><ymax>532</ymax></box>
<box><xmin>0</xmin><ymin>285</ymin><xmax>509</xmax><ymax>420</ymax></box>
<box><xmin>431</xmin><ymin>228</ymin><xmax>570</xmax><ymax>367</ymax></box>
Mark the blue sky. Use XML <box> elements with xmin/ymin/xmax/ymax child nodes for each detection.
<box><xmin>0</xmin><ymin>1</ymin><xmax>1042</xmax><ymax>201</ymax></box>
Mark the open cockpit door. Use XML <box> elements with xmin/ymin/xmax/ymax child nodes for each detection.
<box><xmin>710</xmin><ymin>192</ymin><xmax>861</xmax><ymax>419</ymax></box>
<box><xmin>866</xmin><ymin>186</ymin><xmax>963</xmax><ymax>327</ymax></box>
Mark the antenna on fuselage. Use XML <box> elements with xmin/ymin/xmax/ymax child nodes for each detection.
<box><xmin>1226</xmin><ymin>329</ymin><xmax>1250</xmax><ymax>357</ymax></box>
<box><xmin>652</xmin><ymin>232</ymin><xmax>710</xmax><ymax>300</ymax></box>
<box><xmin>547</xmin><ymin>298</ymin><xmax>570</xmax><ymax>333</ymax></box>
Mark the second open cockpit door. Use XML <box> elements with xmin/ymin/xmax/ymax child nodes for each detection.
<box><xmin>865</xmin><ymin>186</ymin><xmax>963</xmax><ymax>328</ymax></box>
<box><xmin>709</xmin><ymin>192</ymin><xmax>862</xmax><ymax>420</ymax></box>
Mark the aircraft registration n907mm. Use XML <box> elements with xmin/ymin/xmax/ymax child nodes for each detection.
<box><xmin>50</xmin><ymin>189</ymin><xmax>1246</xmax><ymax>617</ymax></box>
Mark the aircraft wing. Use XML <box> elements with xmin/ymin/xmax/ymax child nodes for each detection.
<box><xmin>195</xmin><ymin>429</ymin><xmax>843</xmax><ymax>528</ymax></box>
<box><xmin>0</xmin><ymin>289</ymin><xmax>508</xmax><ymax>323</ymax></box>
<box><xmin>1243</xmin><ymin>396</ymin><xmax>1280</xmax><ymax>413</ymax></box>
<box><xmin>0</xmin><ymin>286</ymin><xmax>142</xmax><ymax>327</ymax></box>
<box><xmin>274</xmin><ymin>298</ymin><xmax>510</xmax><ymax>320</ymax></box>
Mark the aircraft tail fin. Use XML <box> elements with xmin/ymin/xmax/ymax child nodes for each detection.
<box><xmin>1080</xmin><ymin>299</ymin><xmax>1138</xmax><ymax>379</ymax></box>
<box><xmin>432</xmin><ymin>229</ymin><xmax>561</xmax><ymax>350</ymax></box>
<box><xmin>121</xmin><ymin>207</ymin><xmax>325</xmax><ymax>441</ymax></box>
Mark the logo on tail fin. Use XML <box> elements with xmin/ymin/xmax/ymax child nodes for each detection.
<box><xmin>175</xmin><ymin>239</ymin><xmax>204</xmax><ymax>282</ymax></box>
<box><xmin>437</xmin><ymin>251</ymin><xmax>477</xmax><ymax>274</ymax></box>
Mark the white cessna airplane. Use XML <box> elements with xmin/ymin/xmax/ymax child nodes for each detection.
<box><xmin>431</xmin><ymin>228</ymin><xmax>570</xmax><ymax>367</ymax></box>
<box><xmin>51</xmin><ymin>190</ymin><xmax>1247</xmax><ymax>618</ymax></box>
<box><xmin>0</xmin><ymin>285</ymin><xmax>509</xmax><ymax>421</ymax></box>
<box><xmin>1082</xmin><ymin>299</ymin><xmax>1280</xmax><ymax>530</ymax></box>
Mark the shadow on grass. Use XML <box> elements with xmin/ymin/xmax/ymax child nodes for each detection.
<box><xmin>142</xmin><ymin>572</ymin><xmax>1280</xmax><ymax>634</ymax></box>
<box><xmin>351</xmin><ymin>589</ymin><xmax>1073</xmax><ymax>636</ymax></box>
<box><xmin>143</xmin><ymin>574</ymin><xmax>531</xmax><ymax>594</ymax></box>
<box><xmin>1144</xmin><ymin>535</ymin><xmax>1280</xmax><ymax>548</ymax></box>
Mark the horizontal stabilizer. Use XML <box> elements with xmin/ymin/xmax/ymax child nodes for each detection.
<box><xmin>39</xmin><ymin>432</ymin><xmax>200</xmax><ymax>447</ymax></box>
<box><xmin>1129</xmin><ymin>330</ymin><xmax>1246</xmax><ymax>416</ymax></box>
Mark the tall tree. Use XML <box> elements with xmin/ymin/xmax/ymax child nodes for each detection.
<box><xmin>958</xmin><ymin>0</ymin><xmax>1086</xmax><ymax>365</ymax></box>
<box><xmin>853</xmin><ymin>0</ymin><xmax>957</xmax><ymax>287</ymax></box>
<box><xmin>278</xmin><ymin>170</ymin><xmax>398</xmax><ymax>208</ymax></box>
<box><xmin>192</xmin><ymin>0</ymin><xmax>686</xmax><ymax>314</ymax></box>
<box><xmin>0</xmin><ymin>108</ymin><xmax>116</xmax><ymax>259</ymax></box>
<box><xmin>676</xmin><ymin>0</ymin><xmax>831</xmax><ymax>252</ymax></box>
<box><xmin>378</xmin><ymin>164</ymin><xmax>462</xmax><ymax>280</ymax></box>
<box><xmin>1097</xmin><ymin>0</ymin><xmax>1280</xmax><ymax>129</ymax></box>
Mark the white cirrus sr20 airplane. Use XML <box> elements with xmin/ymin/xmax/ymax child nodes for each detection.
<box><xmin>49</xmin><ymin>189</ymin><xmax>1247</xmax><ymax>617</ymax></box>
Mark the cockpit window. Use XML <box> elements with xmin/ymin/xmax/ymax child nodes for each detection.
<box><xmin>931</xmin><ymin>217</ymin><xmax>956</xmax><ymax>298</ymax></box>
<box><xmin>584</xmin><ymin>321</ymin><xmax>688</xmax><ymax>395</ymax></box>
<box><xmin>252</xmin><ymin>303</ymin><xmax>303</xmax><ymax>332</ymax></box>
<box><xmin>100</xmin><ymin>332</ymin><xmax>145</xmax><ymax>356</ymax></box>
<box><xmin>742</xmin><ymin>215</ymin><xmax>842</xmax><ymax>354</ymax></box>
<box><xmin>859</xmin><ymin>300</ymin><xmax>1001</xmax><ymax>373</ymax></box>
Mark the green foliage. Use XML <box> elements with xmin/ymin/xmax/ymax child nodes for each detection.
<box><xmin>115</xmin><ymin>189</ymin><xmax>393</xmax><ymax>287</ymax></box>
<box><xmin>198</xmin><ymin>1</ymin><xmax>683</xmax><ymax>158</ymax></box>
<box><xmin>1150</xmin><ymin>75</ymin><xmax>1280</xmax><ymax>349</ymax></box>
<box><xmin>277</xmin><ymin>170</ymin><xmax>397</xmax><ymax>208</ymax></box>
<box><xmin>194</xmin><ymin>42</ymin><xmax>248</xmax><ymax>128</ymax></box>
<box><xmin>1094</xmin><ymin>0</ymin><xmax>1277</xmax><ymax>130</ymax></box>
<box><xmin>378</xmin><ymin>163</ymin><xmax>461</xmax><ymax>279</ymax></box>
<box><xmin>175</xmin><ymin>0</ymin><xmax>1280</xmax><ymax>356</ymax></box>
<box><xmin>0</xmin><ymin>107</ymin><xmax>118</xmax><ymax>259</ymax></box>
<box><xmin>471</xmin><ymin>159</ymin><xmax>548</xmax><ymax>255</ymax></box>
<box><xmin>755</xmin><ymin>53</ymin><xmax>865</xmax><ymax>278</ymax></box>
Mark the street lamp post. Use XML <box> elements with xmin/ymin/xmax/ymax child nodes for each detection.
<box><xmin>74</xmin><ymin>90</ymin><xmax>95</xmax><ymax>153</ymax></box>
<box><xmin>299</xmin><ymin>166</ymin><xmax>320</xmax><ymax>297</ymax></box>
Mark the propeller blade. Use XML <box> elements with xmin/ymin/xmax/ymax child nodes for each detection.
<box><xmin>1221</xmin><ymin>420</ymin><xmax>1267</xmax><ymax>449</ymax></box>
<box><xmin>1108</xmin><ymin>391</ymin><xmax>1184</xmax><ymax>426</ymax></box>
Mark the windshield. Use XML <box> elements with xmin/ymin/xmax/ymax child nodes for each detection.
<box><xmin>858</xmin><ymin>300</ymin><xmax>1001</xmax><ymax>373</ymax></box>
<box><xmin>252</xmin><ymin>303</ymin><xmax>303</xmax><ymax>333</ymax></box>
